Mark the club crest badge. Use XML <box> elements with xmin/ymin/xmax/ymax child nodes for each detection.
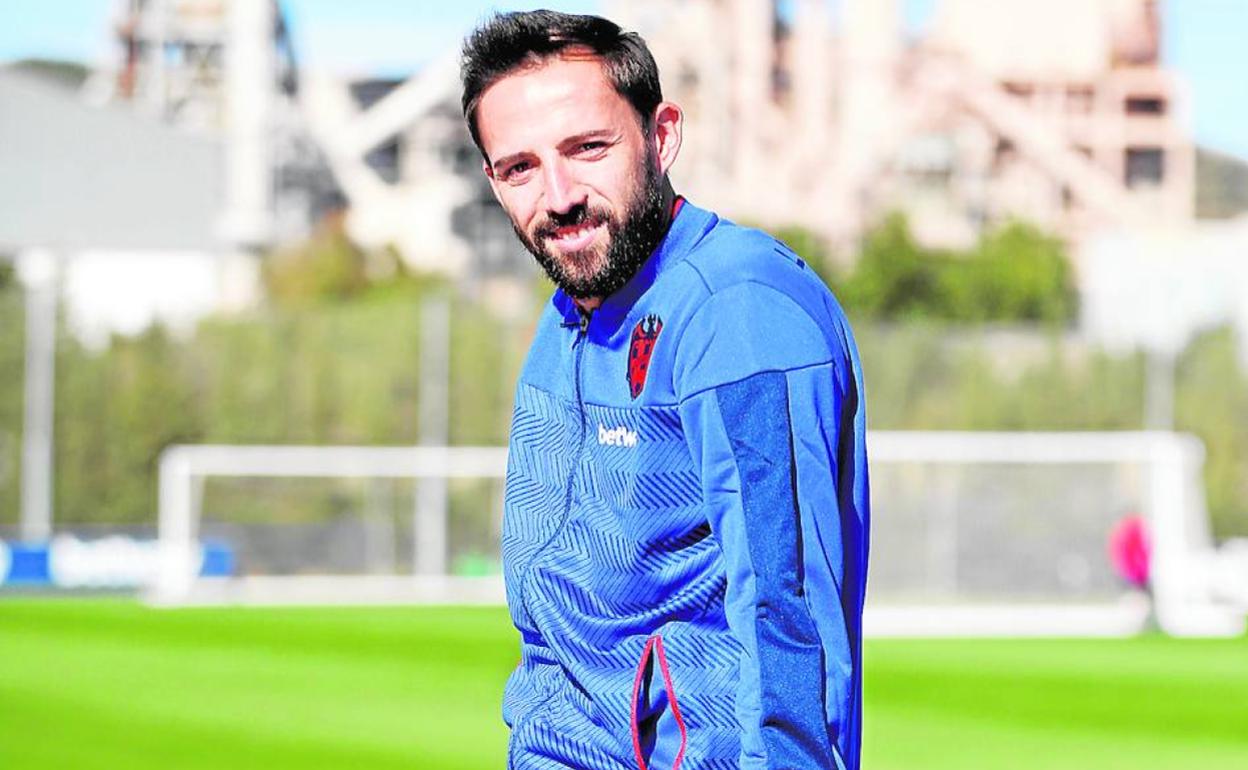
<box><xmin>627</xmin><ymin>314</ymin><xmax>663</xmax><ymax>399</ymax></box>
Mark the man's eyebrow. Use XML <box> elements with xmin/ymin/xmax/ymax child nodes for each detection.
<box><xmin>559</xmin><ymin>129</ymin><xmax>617</xmax><ymax>149</ymax></box>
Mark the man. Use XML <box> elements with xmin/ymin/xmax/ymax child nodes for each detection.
<box><xmin>461</xmin><ymin>11</ymin><xmax>869</xmax><ymax>769</ymax></box>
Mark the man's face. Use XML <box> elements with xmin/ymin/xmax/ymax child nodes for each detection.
<box><xmin>475</xmin><ymin>55</ymin><xmax>670</xmax><ymax>301</ymax></box>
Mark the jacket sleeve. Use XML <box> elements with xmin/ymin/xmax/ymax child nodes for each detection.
<box><xmin>675</xmin><ymin>282</ymin><xmax>867</xmax><ymax>770</ymax></box>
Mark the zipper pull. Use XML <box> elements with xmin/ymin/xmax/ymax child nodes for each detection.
<box><xmin>578</xmin><ymin>311</ymin><xmax>591</xmax><ymax>334</ymax></box>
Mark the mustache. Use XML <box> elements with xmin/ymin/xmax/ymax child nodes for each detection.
<box><xmin>533</xmin><ymin>204</ymin><xmax>611</xmax><ymax>241</ymax></box>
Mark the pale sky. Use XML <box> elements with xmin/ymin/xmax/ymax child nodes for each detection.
<box><xmin>0</xmin><ymin>0</ymin><xmax>1244</xmax><ymax>158</ymax></box>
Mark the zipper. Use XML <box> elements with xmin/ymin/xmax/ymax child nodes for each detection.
<box><xmin>519</xmin><ymin>308</ymin><xmax>592</xmax><ymax>627</ymax></box>
<box><xmin>564</xmin><ymin>309</ymin><xmax>590</xmax><ymax>524</ymax></box>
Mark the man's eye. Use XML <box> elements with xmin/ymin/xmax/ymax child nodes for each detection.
<box><xmin>577</xmin><ymin>141</ymin><xmax>607</xmax><ymax>154</ymax></box>
<box><xmin>503</xmin><ymin>162</ymin><xmax>532</xmax><ymax>180</ymax></box>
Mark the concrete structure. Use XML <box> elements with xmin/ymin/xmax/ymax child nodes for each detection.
<box><xmin>0</xmin><ymin>68</ymin><xmax>257</xmax><ymax>344</ymax></box>
<box><xmin>2</xmin><ymin>0</ymin><xmax>338</xmax><ymax>343</ymax></box>
<box><xmin>607</xmin><ymin>0</ymin><xmax>1194</xmax><ymax>250</ymax></box>
<box><xmin>87</xmin><ymin>0</ymin><xmax>1222</xmax><ymax>358</ymax></box>
<box><xmin>297</xmin><ymin>57</ymin><xmax>534</xmax><ymax>312</ymax></box>
<box><xmin>91</xmin><ymin>0</ymin><xmax>332</xmax><ymax>248</ymax></box>
<box><xmin>301</xmin><ymin>61</ymin><xmax>525</xmax><ymax>272</ymax></box>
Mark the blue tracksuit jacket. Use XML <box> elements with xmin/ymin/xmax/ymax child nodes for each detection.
<box><xmin>502</xmin><ymin>199</ymin><xmax>869</xmax><ymax>769</ymax></box>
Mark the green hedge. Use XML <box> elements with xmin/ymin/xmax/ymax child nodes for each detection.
<box><xmin>0</xmin><ymin>286</ymin><xmax>23</xmax><ymax>525</ymax></box>
<box><xmin>37</xmin><ymin>288</ymin><xmax>524</xmax><ymax>526</ymax></box>
<box><xmin>779</xmin><ymin>212</ymin><xmax>1077</xmax><ymax>325</ymax></box>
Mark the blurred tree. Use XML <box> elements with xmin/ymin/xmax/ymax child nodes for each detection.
<box><xmin>0</xmin><ymin>281</ymin><xmax>23</xmax><ymax>526</ymax></box>
<box><xmin>1176</xmin><ymin>327</ymin><xmax>1248</xmax><ymax>537</ymax></box>
<box><xmin>263</xmin><ymin>212</ymin><xmax>449</xmax><ymax>308</ymax></box>
<box><xmin>948</xmin><ymin>221</ymin><xmax>1077</xmax><ymax>324</ymax></box>
<box><xmin>192</xmin><ymin>298</ymin><xmax>427</xmax><ymax>524</ymax></box>
<box><xmin>1196</xmin><ymin>147</ymin><xmax>1248</xmax><ymax>220</ymax></box>
<box><xmin>842</xmin><ymin>212</ymin><xmax>949</xmax><ymax>320</ymax></box>
<box><xmin>450</xmin><ymin>298</ymin><xmax>513</xmax><ymax>445</ymax></box>
<box><xmin>5</xmin><ymin>59</ymin><xmax>91</xmax><ymax>89</ymax></box>
<box><xmin>263</xmin><ymin>212</ymin><xmax>371</xmax><ymax>307</ymax></box>
<box><xmin>55</xmin><ymin>324</ymin><xmax>202</xmax><ymax>525</ymax></box>
<box><xmin>857</xmin><ymin>325</ymin><xmax>1145</xmax><ymax>433</ymax></box>
<box><xmin>832</xmin><ymin>213</ymin><xmax>1077</xmax><ymax>325</ymax></box>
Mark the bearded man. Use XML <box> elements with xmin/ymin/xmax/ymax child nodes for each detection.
<box><xmin>461</xmin><ymin>10</ymin><xmax>869</xmax><ymax>769</ymax></box>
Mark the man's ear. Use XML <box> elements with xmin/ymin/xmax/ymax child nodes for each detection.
<box><xmin>651</xmin><ymin>102</ymin><xmax>683</xmax><ymax>175</ymax></box>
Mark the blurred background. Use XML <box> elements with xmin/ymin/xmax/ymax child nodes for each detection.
<box><xmin>1</xmin><ymin>1</ymin><xmax>1247</xmax><ymax>768</ymax></box>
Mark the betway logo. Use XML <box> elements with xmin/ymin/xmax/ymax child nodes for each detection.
<box><xmin>597</xmin><ymin>423</ymin><xmax>639</xmax><ymax>448</ymax></box>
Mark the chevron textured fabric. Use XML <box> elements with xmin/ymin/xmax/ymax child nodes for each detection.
<box><xmin>502</xmin><ymin>201</ymin><xmax>869</xmax><ymax>769</ymax></box>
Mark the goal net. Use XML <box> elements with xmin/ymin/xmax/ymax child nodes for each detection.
<box><xmin>865</xmin><ymin>432</ymin><xmax>1241</xmax><ymax>637</ymax></box>
<box><xmin>151</xmin><ymin>433</ymin><xmax>1244</xmax><ymax>637</ymax></box>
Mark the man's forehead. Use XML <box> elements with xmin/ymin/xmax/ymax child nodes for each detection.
<box><xmin>476</xmin><ymin>56</ymin><xmax>633</xmax><ymax>157</ymax></box>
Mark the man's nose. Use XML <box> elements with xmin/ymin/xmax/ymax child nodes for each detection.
<box><xmin>541</xmin><ymin>158</ymin><xmax>585</xmax><ymax>215</ymax></box>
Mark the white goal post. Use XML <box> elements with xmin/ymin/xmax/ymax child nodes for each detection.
<box><xmin>152</xmin><ymin>432</ymin><xmax>1245</xmax><ymax>637</ymax></box>
<box><xmin>153</xmin><ymin>445</ymin><xmax>509</xmax><ymax>606</ymax></box>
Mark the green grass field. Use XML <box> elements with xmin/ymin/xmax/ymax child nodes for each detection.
<box><xmin>1</xmin><ymin>599</ymin><xmax>1245</xmax><ymax>769</ymax></box>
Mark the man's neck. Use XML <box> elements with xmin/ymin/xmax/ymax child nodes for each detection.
<box><xmin>573</xmin><ymin>187</ymin><xmax>680</xmax><ymax>315</ymax></box>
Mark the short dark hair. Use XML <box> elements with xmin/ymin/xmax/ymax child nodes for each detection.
<box><xmin>460</xmin><ymin>10</ymin><xmax>663</xmax><ymax>159</ymax></box>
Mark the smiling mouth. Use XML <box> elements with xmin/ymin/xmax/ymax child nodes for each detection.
<box><xmin>547</xmin><ymin>221</ymin><xmax>603</xmax><ymax>251</ymax></box>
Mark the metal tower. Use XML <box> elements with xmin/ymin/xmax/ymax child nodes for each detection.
<box><xmin>103</xmin><ymin>0</ymin><xmax>330</xmax><ymax>249</ymax></box>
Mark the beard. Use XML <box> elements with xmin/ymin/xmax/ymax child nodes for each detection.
<box><xmin>512</xmin><ymin>154</ymin><xmax>668</xmax><ymax>301</ymax></box>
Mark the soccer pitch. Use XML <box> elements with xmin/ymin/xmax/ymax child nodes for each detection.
<box><xmin>1</xmin><ymin>599</ymin><xmax>1244</xmax><ymax>769</ymax></box>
